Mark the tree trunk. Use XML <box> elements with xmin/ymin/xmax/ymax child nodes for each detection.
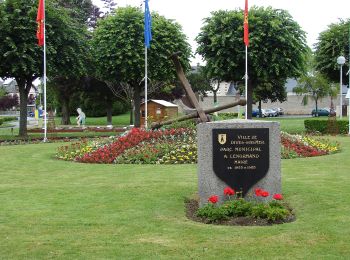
<box><xmin>133</xmin><ymin>84</ymin><xmax>141</xmax><ymax>127</ymax></box>
<box><xmin>258</xmin><ymin>100</ymin><xmax>262</xmax><ymax>117</ymax></box>
<box><xmin>106</xmin><ymin>101</ymin><xmax>113</xmax><ymax>125</ymax></box>
<box><xmin>18</xmin><ymin>82</ymin><xmax>30</xmax><ymax>137</ymax></box>
<box><xmin>247</xmin><ymin>81</ymin><xmax>253</xmax><ymax>119</ymax></box>
<box><xmin>213</xmin><ymin>90</ymin><xmax>218</xmax><ymax>105</ymax></box>
<box><xmin>129</xmin><ymin>100</ymin><xmax>134</xmax><ymax>125</ymax></box>
<box><xmin>315</xmin><ymin>98</ymin><xmax>318</xmax><ymax>117</ymax></box>
<box><xmin>61</xmin><ymin>97</ymin><xmax>71</xmax><ymax>125</ymax></box>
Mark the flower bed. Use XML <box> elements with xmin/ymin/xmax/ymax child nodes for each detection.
<box><xmin>281</xmin><ymin>132</ymin><xmax>339</xmax><ymax>159</ymax></box>
<box><xmin>187</xmin><ymin>187</ymin><xmax>294</xmax><ymax>225</ymax></box>
<box><xmin>74</xmin><ymin>128</ymin><xmax>193</xmax><ymax>164</ymax></box>
<box><xmin>56</xmin><ymin>129</ymin><xmax>340</xmax><ymax>164</ymax></box>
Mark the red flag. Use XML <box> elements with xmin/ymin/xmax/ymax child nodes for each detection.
<box><xmin>244</xmin><ymin>0</ymin><xmax>249</xmax><ymax>46</ymax></box>
<box><xmin>36</xmin><ymin>0</ymin><xmax>44</xmax><ymax>46</ymax></box>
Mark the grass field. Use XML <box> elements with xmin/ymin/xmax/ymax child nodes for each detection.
<box><xmin>0</xmin><ymin>135</ymin><xmax>350</xmax><ymax>258</ymax></box>
<box><xmin>0</xmin><ymin>113</ymin><xmax>131</xmax><ymax>141</ymax></box>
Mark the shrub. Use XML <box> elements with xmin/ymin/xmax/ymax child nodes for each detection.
<box><xmin>196</xmin><ymin>204</ymin><xmax>228</xmax><ymax>222</ymax></box>
<box><xmin>217</xmin><ymin>112</ymin><xmax>239</xmax><ymax>120</ymax></box>
<box><xmin>0</xmin><ymin>117</ymin><xmax>16</xmax><ymax>126</ymax></box>
<box><xmin>304</xmin><ymin>119</ymin><xmax>348</xmax><ymax>134</ymax></box>
<box><xmin>196</xmin><ymin>187</ymin><xmax>292</xmax><ymax>223</ymax></box>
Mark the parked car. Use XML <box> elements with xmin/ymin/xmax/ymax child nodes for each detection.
<box><xmin>265</xmin><ymin>108</ymin><xmax>279</xmax><ymax>117</ymax></box>
<box><xmin>272</xmin><ymin>107</ymin><xmax>284</xmax><ymax>115</ymax></box>
<box><xmin>311</xmin><ymin>108</ymin><xmax>329</xmax><ymax>117</ymax></box>
<box><xmin>252</xmin><ymin>108</ymin><xmax>267</xmax><ymax>117</ymax></box>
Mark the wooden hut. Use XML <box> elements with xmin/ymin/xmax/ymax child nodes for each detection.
<box><xmin>140</xmin><ymin>100</ymin><xmax>178</xmax><ymax>127</ymax></box>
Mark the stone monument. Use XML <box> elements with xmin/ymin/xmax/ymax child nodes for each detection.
<box><xmin>197</xmin><ymin>119</ymin><xmax>281</xmax><ymax>206</ymax></box>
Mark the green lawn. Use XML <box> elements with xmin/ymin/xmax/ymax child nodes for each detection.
<box><xmin>0</xmin><ymin>112</ymin><xmax>131</xmax><ymax>141</ymax></box>
<box><xmin>55</xmin><ymin>112</ymin><xmax>131</xmax><ymax>126</ymax></box>
<box><xmin>1</xmin><ymin>137</ymin><xmax>350</xmax><ymax>258</ymax></box>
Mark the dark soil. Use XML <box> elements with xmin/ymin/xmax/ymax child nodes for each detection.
<box><xmin>185</xmin><ymin>199</ymin><xmax>296</xmax><ymax>226</ymax></box>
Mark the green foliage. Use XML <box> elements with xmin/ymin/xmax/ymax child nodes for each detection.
<box><xmin>223</xmin><ymin>198</ymin><xmax>253</xmax><ymax>217</ymax></box>
<box><xmin>294</xmin><ymin>72</ymin><xmax>330</xmax><ymax>110</ymax></box>
<box><xmin>197</xmin><ymin>199</ymin><xmax>291</xmax><ymax>223</ymax></box>
<box><xmin>92</xmin><ymin>7</ymin><xmax>191</xmax><ymax>85</ymax></box>
<box><xmin>314</xmin><ymin>19</ymin><xmax>350</xmax><ymax>83</ymax></box>
<box><xmin>196</xmin><ymin>7</ymin><xmax>308</xmax><ymax>103</ymax></box>
<box><xmin>196</xmin><ymin>204</ymin><xmax>228</xmax><ymax>222</ymax></box>
<box><xmin>304</xmin><ymin>119</ymin><xmax>349</xmax><ymax>134</ymax></box>
<box><xmin>82</xmin><ymin>100</ymin><xmax>128</xmax><ymax>117</ymax></box>
<box><xmin>251</xmin><ymin>201</ymin><xmax>289</xmax><ymax>221</ymax></box>
<box><xmin>163</xmin><ymin>119</ymin><xmax>197</xmax><ymax>130</ymax></box>
<box><xmin>0</xmin><ymin>87</ymin><xmax>7</xmax><ymax>97</ymax></box>
<box><xmin>0</xmin><ymin>0</ymin><xmax>90</xmax><ymax>135</ymax></box>
<box><xmin>91</xmin><ymin>7</ymin><xmax>191</xmax><ymax>126</ymax></box>
<box><xmin>216</xmin><ymin>112</ymin><xmax>240</xmax><ymax>120</ymax></box>
<box><xmin>187</xmin><ymin>66</ymin><xmax>212</xmax><ymax>95</ymax></box>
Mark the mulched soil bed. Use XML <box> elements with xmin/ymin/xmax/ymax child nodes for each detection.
<box><xmin>185</xmin><ymin>199</ymin><xmax>296</xmax><ymax>226</ymax></box>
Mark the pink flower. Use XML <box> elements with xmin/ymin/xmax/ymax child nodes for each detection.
<box><xmin>223</xmin><ymin>187</ymin><xmax>235</xmax><ymax>196</ymax></box>
<box><xmin>273</xmin><ymin>193</ymin><xmax>283</xmax><ymax>200</ymax></box>
<box><xmin>208</xmin><ymin>195</ymin><xmax>219</xmax><ymax>204</ymax></box>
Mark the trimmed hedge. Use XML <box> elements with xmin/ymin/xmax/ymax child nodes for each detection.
<box><xmin>0</xmin><ymin>116</ymin><xmax>17</xmax><ymax>126</ymax></box>
<box><xmin>304</xmin><ymin>119</ymin><xmax>349</xmax><ymax>134</ymax></box>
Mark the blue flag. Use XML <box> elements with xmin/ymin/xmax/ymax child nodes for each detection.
<box><xmin>144</xmin><ymin>0</ymin><xmax>152</xmax><ymax>48</ymax></box>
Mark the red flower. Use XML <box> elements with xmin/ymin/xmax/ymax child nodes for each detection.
<box><xmin>273</xmin><ymin>193</ymin><xmax>283</xmax><ymax>200</ymax></box>
<box><xmin>223</xmin><ymin>187</ymin><xmax>235</xmax><ymax>196</ymax></box>
<box><xmin>255</xmin><ymin>188</ymin><xmax>263</xmax><ymax>197</ymax></box>
<box><xmin>208</xmin><ymin>195</ymin><xmax>219</xmax><ymax>204</ymax></box>
<box><xmin>261</xmin><ymin>191</ymin><xmax>269</xmax><ymax>197</ymax></box>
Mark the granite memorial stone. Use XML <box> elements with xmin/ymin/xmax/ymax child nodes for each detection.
<box><xmin>197</xmin><ymin>120</ymin><xmax>281</xmax><ymax>206</ymax></box>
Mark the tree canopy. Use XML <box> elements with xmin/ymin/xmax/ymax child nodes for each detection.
<box><xmin>314</xmin><ymin>19</ymin><xmax>350</xmax><ymax>84</ymax></box>
<box><xmin>293</xmin><ymin>72</ymin><xmax>330</xmax><ymax>114</ymax></box>
<box><xmin>91</xmin><ymin>6</ymin><xmax>191</xmax><ymax>127</ymax></box>
<box><xmin>196</xmin><ymin>7</ymin><xmax>308</xmax><ymax>117</ymax></box>
<box><xmin>0</xmin><ymin>0</ymin><xmax>90</xmax><ymax>135</ymax></box>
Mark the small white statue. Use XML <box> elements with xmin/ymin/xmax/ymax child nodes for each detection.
<box><xmin>76</xmin><ymin>108</ymin><xmax>86</xmax><ymax>127</ymax></box>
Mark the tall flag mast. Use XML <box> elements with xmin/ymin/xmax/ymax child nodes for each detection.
<box><xmin>36</xmin><ymin>0</ymin><xmax>47</xmax><ymax>141</ymax></box>
<box><xmin>243</xmin><ymin>0</ymin><xmax>249</xmax><ymax>120</ymax></box>
<box><xmin>144</xmin><ymin>0</ymin><xmax>152</xmax><ymax>128</ymax></box>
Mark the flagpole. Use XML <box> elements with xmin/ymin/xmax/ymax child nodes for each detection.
<box><xmin>245</xmin><ymin>45</ymin><xmax>248</xmax><ymax>120</ymax></box>
<box><xmin>43</xmin><ymin>0</ymin><xmax>47</xmax><ymax>142</ymax></box>
<box><xmin>145</xmin><ymin>46</ymin><xmax>148</xmax><ymax>129</ymax></box>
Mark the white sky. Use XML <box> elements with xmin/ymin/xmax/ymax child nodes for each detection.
<box><xmin>93</xmin><ymin>0</ymin><xmax>350</xmax><ymax>65</ymax></box>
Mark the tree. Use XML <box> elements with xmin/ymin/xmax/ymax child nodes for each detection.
<box><xmin>0</xmin><ymin>0</ymin><xmax>46</xmax><ymax>136</ymax></box>
<box><xmin>91</xmin><ymin>7</ymin><xmax>191</xmax><ymax>127</ymax></box>
<box><xmin>0</xmin><ymin>0</ymin><xmax>90</xmax><ymax>135</ymax></box>
<box><xmin>293</xmin><ymin>72</ymin><xmax>330</xmax><ymax>116</ymax></box>
<box><xmin>314</xmin><ymin>19</ymin><xmax>350</xmax><ymax>83</ymax></box>
<box><xmin>49</xmin><ymin>1</ymin><xmax>94</xmax><ymax>125</ymax></box>
<box><xmin>187</xmin><ymin>66</ymin><xmax>211</xmax><ymax>96</ymax></box>
<box><xmin>196</xmin><ymin>7</ymin><xmax>308</xmax><ymax>118</ymax></box>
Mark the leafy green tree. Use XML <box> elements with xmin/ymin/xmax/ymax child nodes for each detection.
<box><xmin>187</xmin><ymin>66</ymin><xmax>212</xmax><ymax>97</ymax></box>
<box><xmin>196</xmin><ymin>7</ymin><xmax>308</xmax><ymax>118</ymax></box>
<box><xmin>0</xmin><ymin>0</ymin><xmax>42</xmax><ymax>136</ymax></box>
<box><xmin>0</xmin><ymin>0</ymin><xmax>90</xmax><ymax>134</ymax></box>
<box><xmin>91</xmin><ymin>7</ymin><xmax>191</xmax><ymax>127</ymax></box>
<box><xmin>314</xmin><ymin>19</ymin><xmax>350</xmax><ymax>83</ymax></box>
<box><xmin>293</xmin><ymin>72</ymin><xmax>330</xmax><ymax>116</ymax></box>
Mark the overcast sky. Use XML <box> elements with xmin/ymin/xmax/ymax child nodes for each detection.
<box><xmin>93</xmin><ymin>0</ymin><xmax>350</xmax><ymax>64</ymax></box>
